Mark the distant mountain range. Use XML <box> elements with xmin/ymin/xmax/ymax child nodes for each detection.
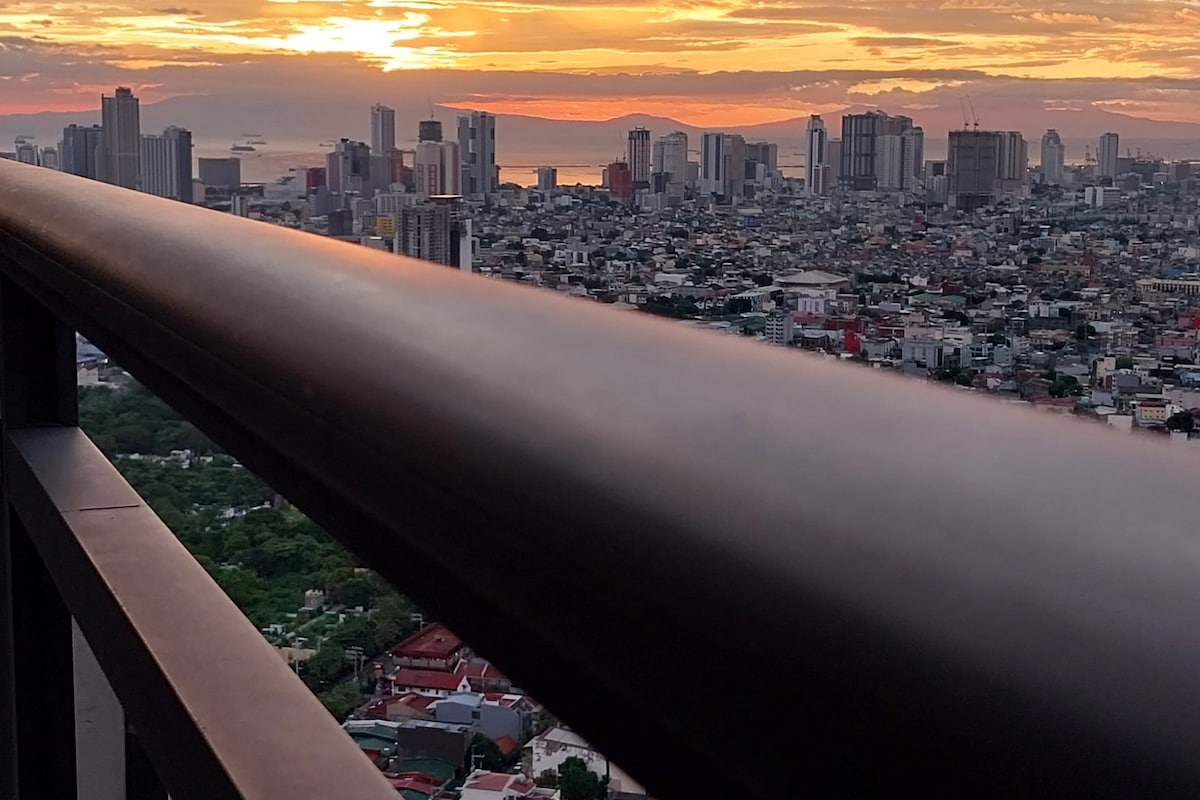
<box><xmin>4</xmin><ymin>95</ymin><xmax>1199</xmax><ymax>181</ymax></box>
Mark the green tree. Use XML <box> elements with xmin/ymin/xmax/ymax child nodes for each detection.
<box><xmin>470</xmin><ymin>733</ymin><xmax>515</xmax><ymax>772</ymax></box>
<box><xmin>328</xmin><ymin>614</ymin><xmax>377</xmax><ymax>652</ymax></box>
<box><xmin>114</xmin><ymin>424</ymin><xmax>156</xmax><ymax>454</ymax></box>
<box><xmin>332</xmin><ymin>573</ymin><xmax>378</xmax><ymax>609</ymax></box>
<box><xmin>1115</xmin><ymin>355</ymin><xmax>1135</xmax><ymax>370</ymax></box>
<box><xmin>1049</xmin><ymin>375</ymin><xmax>1082</xmax><ymax>398</ymax></box>
<box><xmin>318</xmin><ymin>684</ymin><xmax>362</xmax><ymax>722</ymax></box>
<box><xmin>371</xmin><ymin>595</ymin><xmax>414</xmax><ymax>652</ymax></box>
<box><xmin>558</xmin><ymin>757</ymin><xmax>605</xmax><ymax>800</ymax></box>
<box><xmin>302</xmin><ymin>646</ymin><xmax>346</xmax><ymax>691</ymax></box>
<box><xmin>1167</xmin><ymin>412</ymin><xmax>1195</xmax><ymax>433</ymax></box>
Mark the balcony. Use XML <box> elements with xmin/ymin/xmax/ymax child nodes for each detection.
<box><xmin>4</xmin><ymin>159</ymin><xmax>1200</xmax><ymax>798</ymax></box>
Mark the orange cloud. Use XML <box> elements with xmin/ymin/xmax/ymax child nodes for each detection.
<box><xmin>4</xmin><ymin>0</ymin><xmax>1200</xmax><ymax>124</ymax></box>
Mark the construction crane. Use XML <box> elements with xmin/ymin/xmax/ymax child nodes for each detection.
<box><xmin>966</xmin><ymin>95</ymin><xmax>980</xmax><ymax>131</ymax></box>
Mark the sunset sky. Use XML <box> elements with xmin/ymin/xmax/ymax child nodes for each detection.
<box><xmin>2</xmin><ymin>0</ymin><xmax>1200</xmax><ymax>126</ymax></box>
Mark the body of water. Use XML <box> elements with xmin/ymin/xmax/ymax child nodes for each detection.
<box><xmin>203</xmin><ymin>134</ymin><xmax>1200</xmax><ymax>189</ymax></box>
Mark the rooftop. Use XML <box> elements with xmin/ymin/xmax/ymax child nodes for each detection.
<box><xmin>391</xmin><ymin>623</ymin><xmax>464</xmax><ymax>660</ymax></box>
<box><xmin>391</xmin><ymin>668</ymin><xmax>469</xmax><ymax>692</ymax></box>
<box><xmin>464</xmin><ymin>770</ymin><xmax>536</xmax><ymax>795</ymax></box>
<box><xmin>776</xmin><ymin>270</ymin><xmax>850</xmax><ymax>286</ymax></box>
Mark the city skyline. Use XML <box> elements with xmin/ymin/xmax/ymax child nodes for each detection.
<box><xmin>4</xmin><ymin>0</ymin><xmax>1200</xmax><ymax>128</ymax></box>
<box><xmin>17</xmin><ymin>82</ymin><xmax>1183</xmax><ymax>196</ymax></box>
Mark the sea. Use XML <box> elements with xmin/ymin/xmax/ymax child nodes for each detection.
<box><xmin>206</xmin><ymin>135</ymin><xmax>1200</xmax><ymax>188</ymax></box>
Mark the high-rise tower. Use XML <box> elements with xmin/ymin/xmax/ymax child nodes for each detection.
<box><xmin>804</xmin><ymin>116</ymin><xmax>826</xmax><ymax>196</ymax></box>
<box><xmin>371</xmin><ymin>104</ymin><xmax>396</xmax><ymax>154</ymax></box>
<box><xmin>457</xmin><ymin>111</ymin><xmax>497</xmax><ymax>199</ymax></box>
<box><xmin>62</xmin><ymin>124</ymin><xmax>103</xmax><ymax>180</ymax></box>
<box><xmin>1098</xmin><ymin>132</ymin><xmax>1120</xmax><ymax>179</ymax></box>
<box><xmin>627</xmin><ymin>127</ymin><xmax>651</xmax><ymax>188</ymax></box>
<box><xmin>948</xmin><ymin>130</ymin><xmax>1002</xmax><ymax>211</ymax></box>
<box><xmin>414</xmin><ymin>140</ymin><xmax>462</xmax><ymax>197</ymax></box>
<box><xmin>100</xmin><ymin>87</ymin><xmax>141</xmax><ymax>189</ymax></box>
<box><xmin>1040</xmin><ymin>129</ymin><xmax>1065</xmax><ymax>185</ymax></box>
<box><xmin>652</xmin><ymin>131</ymin><xmax>688</xmax><ymax>196</ymax></box>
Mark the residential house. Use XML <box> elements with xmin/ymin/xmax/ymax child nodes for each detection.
<box><xmin>460</xmin><ymin>770</ymin><xmax>541</xmax><ymax>800</ymax></box>
<box><xmin>391</xmin><ymin>624</ymin><xmax>468</xmax><ymax>671</ymax></box>
<box><xmin>344</xmin><ymin>718</ymin><xmax>472</xmax><ymax>767</ymax></box>
<box><xmin>523</xmin><ymin>727</ymin><xmax>646</xmax><ymax>796</ymax></box>
<box><xmin>432</xmin><ymin>691</ymin><xmax>533</xmax><ymax>745</ymax></box>
<box><xmin>390</xmin><ymin>668</ymin><xmax>472</xmax><ymax>697</ymax></box>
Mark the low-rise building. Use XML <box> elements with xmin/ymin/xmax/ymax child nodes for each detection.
<box><xmin>523</xmin><ymin>727</ymin><xmax>645</xmax><ymax>795</ymax></box>
<box><xmin>391</xmin><ymin>624</ymin><xmax>467</xmax><ymax>671</ymax></box>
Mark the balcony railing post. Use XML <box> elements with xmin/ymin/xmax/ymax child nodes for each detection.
<box><xmin>72</xmin><ymin>621</ymin><xmax>127</xmax><ymax>800</ymax></box>
<box><xmin>0</xmin><ymin>275</ymin><xmax>79</xmax><ymax>799</ymax></box>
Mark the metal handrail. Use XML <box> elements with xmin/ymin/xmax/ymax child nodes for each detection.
<box><xmin>5</xmin><ymin>426</ymin><xmax>398</xmax><ymax>799</ymax></box>
<box><xmin>5</xmin><ymin>159</ymin><xmax>1200</xmax><ymax>797</ymax></box>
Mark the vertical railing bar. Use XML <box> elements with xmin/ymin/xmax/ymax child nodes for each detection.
<box><xmin>0</xmin><ymin>275</ymin><xmax>79</xmax><ymax>799</ymax></box>
<box><xmin>73</xmin><ymin>621</ymin><xmax>126</xmax><ymax>800</ymax></box>
<box><xmin>0</xmin><ymin>470</ymin><xmax>16</xmax><ymax>799</ymax></box>
<box><xmin>125</xmin><ymin>727</ymin><xmax>170</xmax><ymax>800</ymax></box>
<box><xmin>8</xmin><ymin>510</ymin><xmax>76</xmax><ymax>798</ymax></box>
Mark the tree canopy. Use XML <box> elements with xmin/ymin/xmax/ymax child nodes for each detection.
<box><xmin>79</xmin><ymin>383</ymin><xmax>420</xmax><ymax>712</ymax></box>
<box><xmin>1167</xmin><ymin>412</ymin><xmax>1195</xmax><ymax>433</ymax></box>
<box><xmin>558</xmin><ymin>757</ymin><xmax>606</xmax><ymax>800</ymax></box>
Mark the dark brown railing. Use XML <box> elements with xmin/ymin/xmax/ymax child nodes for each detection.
<box><xmin>5</xmin><ymin>158</ymin><xmax>1200</xmax><ymax>798</ymax></box>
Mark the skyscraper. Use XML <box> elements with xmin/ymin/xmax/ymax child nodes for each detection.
<box><xmin>40</xmin><ymin>146</ymin><xmax>59</xmax><ymax>170</ymax></box>
<box><xmin>326</xmin><ymin>139</ymin><xmax>371</xmax><ymax>195</ymax></box>
<box><xmin>745</xmin><ymin>142</ymin><xmax>777</xmax><ymax>176</ymax></box>
<box><xmin>140</xmin><ymin>126</ymin><xmax>193</xmax><ymax>202</ymax></box>
<box><xmin>876</xmin><ymin>134</ymin><xmax>905</xmax><ymax>191</ymax></box>
<box><xmin>368</xmin><ymin>153</ymin><xmax>395</xmax><ymax>196</ymax></box>
<box><xmin>14</xmin><ymin>143</ymin><xmax>37</xmax><ymax>165</ymax></box>
<box><xmin>198</xmin><ymin>157</ymin><xmax>241</xmax><ymax>194</ymax></box>
<box><xmin>419</xmin><ymin>119</ymin><xmax>443</xmax><ymax>143</ymax></box>
<box><xmin>826</xmin><ymin>138</ymin><xmax>842</xmax><ymax>190</ymax></box>
<box><xmin>171</xmin><ymin>127</ymin><xmax>193</xmax><ymax>200</ymax></box>
<box><xmin>414</xmin><ymin>140</ymin><xmax>461</xmax><ymax>197</ymax></box>
<box><xmin>804</xmin><ymin>116</ymin><xmax>826</xmax><ymax>196</ymax></box>
<box><xmin>652</xmin><ymin>131</ymin><xmax>688</xmax><ymax>196</ymax></box>
<box><xmin>100</xmin><ymin>86</ymin><xmax>141</xmax><ymax>189</ymax></box>
<box><xmin>1099</xmin><ymin>132</ymin><xmax>1120</xmax><ymax>179</ymax></box>
<box><xmin>394</xmin><ymin>196</ymin><xmax>472</xmax><ymax>270</ymax></box>
<box><xmin>902</xmin><ymin>127</ymin><xmax>925</xmax><ymax>188</ymax></box>
<box><xmin>948</xmin><ymin>130</ymin><xmax>1001</xmax><ymax>211</ymax></box>
<box><xmin>846</xmin><ymin>113</ymin><xmax>919</xmax><ymax>192</ymax></box>
<box><xmin>607</xmin><ymin>161</ymin><xmax>632</xmax><ymax>199</ymax></box>
<box><xmin>457</xmin><ymin>111</ymin><xmax>497</xmax><ymax>199</ymax></box>
<box><xmin>1040</xmin><ymin>129</ymin><xmax>1065</xmax><ymax>185</ymax></box>
<box><xmin>371</xmin><ymin>104</ymin><xmax>396</xmax><ymax>155</ymax></box>
<box><xmin>62</xmin><ymin>124</ymin><xmax>103</xmax><ymax>180</ymax></box>
<box><xmin>536</xmin><ymin>167</ymin><xmax>557</xmax><ymax>192</ymax></box>
<box><xmin>840</xmin><ymin>113</ymin><xmax>879</xmax><ymax>189</ymax></box>
<box><xmin>140</xmin><ymin>134</ymin><xmax>175</xmax><ymax>199</ymax></box>
<box><xmin>838</xmin><ymin>111</ymin><xmax>918</xmax><ymax>191</ymax></box>
<box><xmin>997</xmin><ymin>132</ymin><xmax>1028</xmax><ymax>187</ymax></box>
<box><xmin>700</xmin><ymin>133</ymin><xmax>724</xmax><ymax>196</ymax></box>
<box><xmin>722</xmin><ymin>134</ymin><xmax>747</xmax><ymax>199</ymax></box>
<box><xmin>627</xmin><ymin>127</ymin><xmax>651</xmax><ymax>188</ymax></box>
